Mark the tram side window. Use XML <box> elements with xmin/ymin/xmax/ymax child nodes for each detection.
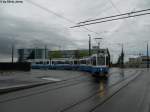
<box><xmin>92</xmin><ymin>57</ymin><xmax>96</xmax><ymax>66</ymax></box>
<box><xmin>52</xmin><ymin>61</ymin><xmax>55</xmax><ymax>64</ymax></box>
<box><xmin>87</xmin><ymin>59</ymin><xmax>91</xmax><ymax>65</ymax></box>
<box><xmin>65</xmin><ymin>61</ymin><xmax>70</xmax><ymax>64</ymax></box>
<box><xmin>80</xmin><ymin>60</ymin><xmax>86</xmax><ymax>64</ymax></box>
<box><xmin>39</xmin><ymin>61</ymin><xmax>43</xmax><ymax>64</ymax></box>
<box><xmin>36</xmin><ymin>62</ymin><xmax>40</xmax><ymax>64</ymax></box>
<box><xmin>74</xmin><ymin>60</ymin><xmax>77</xmax><ymax>64</ymax></box>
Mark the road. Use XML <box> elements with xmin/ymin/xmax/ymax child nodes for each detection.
<box><xmin>0</xmin><ymin>68</ymin><xmax>148</xmax><ymax>112</ymax></box>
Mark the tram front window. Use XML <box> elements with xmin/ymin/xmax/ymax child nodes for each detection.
<box><xmin>97</xmin><ymin>56</ymin><xmax>105</xmax><ymax>65</ymax></box>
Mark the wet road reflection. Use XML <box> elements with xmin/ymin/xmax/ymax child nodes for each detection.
<box><xmin>58</xmin><ymin>68</ymin><xmax>140</xmax><ymax>112</ymax></box>
<box><xmin>91</xmin><ymin>77</ymin><xmax>108</xmax><ymax>97</ymax></box>
<box><xmin>0</xmin><ymin>68</ymin><xmax>141</xmax><ymax>112</ymax></box>
<box><xmin>90</xmin><ymin>68</ymin><xmax>137</xmax><ymax>98</ymax></box>
<box><xmin>98</xmin><ymin>80</ymin><xmax>107</xmax><ymax>97</ymax></box>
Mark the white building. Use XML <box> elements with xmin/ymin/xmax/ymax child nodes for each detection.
<box><xmin>128</xmin><ymin>56</ymin><xmax>150</xmax><ymax>68</ymax></box>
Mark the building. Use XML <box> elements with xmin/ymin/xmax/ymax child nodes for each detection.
<box><xmin>18</xmin><ymin>48</ymin><xmax>48</xmax><ymax>62</ymax></box>
<box><xmin>127</xmin><ymin>56</ymin><xmax>150</xmax><ymax>68</ymax></box>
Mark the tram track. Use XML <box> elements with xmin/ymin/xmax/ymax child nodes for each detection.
<box><xmin>89</xmin><ymin>70</ymin><xmax>143</xmax><ymax>112</ymax></box>
<box><xmin>60</xmin><ymin>70</ymin><xmax>142</xmax><ymax>112</ymax></box>
<box><xmin>0</xmin><ymin>69</ymin><xmax>140</xmax><ymax>105</ymax></box>
<box><xmin>0</xmin><ymin>75</ymin><xmax>92</xmax><ymax>103</ymax></box>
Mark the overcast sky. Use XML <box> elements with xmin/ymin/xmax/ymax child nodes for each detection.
<box><xmin>0</xmin><ymin>0</ymin><xmax>150</xmax><ymax>62</ymax></box>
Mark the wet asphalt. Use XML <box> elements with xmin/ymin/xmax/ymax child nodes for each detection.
<box><xmin>0</xmin><ymin>68</ymin><xmax>147</xmax><ymax>112</ymax></box>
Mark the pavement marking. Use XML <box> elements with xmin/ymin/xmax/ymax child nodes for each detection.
<box><xmin>41</xmin><ymin>77</ymin><xmax>61</xmax><ymax>82</ymax></box>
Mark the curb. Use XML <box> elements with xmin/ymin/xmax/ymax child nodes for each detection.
<box><xmin>0</xmin><ymin>81</ymin><xmax>53</xmax><ymax>94</ymax></box>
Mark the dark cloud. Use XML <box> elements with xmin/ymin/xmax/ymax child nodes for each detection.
<box><xmin>0</xmin><ymin>10</ymin><xmax>77</xmax><ymax>59</ymax></box>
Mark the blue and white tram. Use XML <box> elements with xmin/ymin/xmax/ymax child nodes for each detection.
<box><xmin>32</xmin><ymin>54</ymin><xmax>109</xmax><ymax>76</ymax></box>
<box><xmin>77</xmin><ymin>54</ymin><xmax>109</xmax><ymax>76</ymax></box>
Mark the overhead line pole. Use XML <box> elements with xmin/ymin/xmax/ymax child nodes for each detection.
<box><xmin>11</xmin><ymin>44</ymin><xmax>14</xmax><ymax>63</ymax></box>
<box><xmin>121</xmin><ymin>44</ymin><xmax>124</xmax><ymax>68</ymax></box>
<box><xmin>147</xmin><ymin>43</ymin><xmax>149</xmax><ymax>68</ymax></box>
<box><xmin>88</xmin><ymin>34</ymin><xmax>91</xmax><ymax>56</ymax></box>
<box><xmin>45</xmin><ymin>45</ymin><xmax>47</xmax><ymax>60</ymax></box>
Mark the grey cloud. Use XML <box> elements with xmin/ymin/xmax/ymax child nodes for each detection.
<box><xmin>137</xmin><ymin>0</ymin><xmax>150</xmax><ymax>9</ymax></box>
<box><xmin>0</xmin><ymin>11</ymin><xmax>77</xmax><ymax>58</ymax></box>
<box><xmin>0</xmin><ymin>0</ymin><xmax>150</xmax><ymax>62</ymax></box>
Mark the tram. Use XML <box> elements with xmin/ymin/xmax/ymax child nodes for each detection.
<box><xmin>32</xmin><ymin>52</ymin><xmax>110</xmax><ymax>76</ymax></box>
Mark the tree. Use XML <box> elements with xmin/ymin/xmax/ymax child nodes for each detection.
<box><xmin>49</xmin><ymin>51</ymin><xmax>62</xmax><ymax>59</ymax></box>
<box><xmin>79</xmin><ymin>50</ymin><xmax>89</xmax><ymax>58</ymax></box>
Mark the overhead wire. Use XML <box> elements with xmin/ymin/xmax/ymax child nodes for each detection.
<box><xmin>76</xmin><ymin>8</ymin><xmax>150</xmax><ymax>25</ymax></box>
<box><xmin>71</xmin><ymin>11</ymin><xmax>150</xmax><ymax>28</ymax></box>
<box><xmin>107</xmin><ymin>0</ymin><xmax>139</xmax><ymax>37</ymax></box>
<box><xmin>97</xmin><ymin>0</ymin><xmax>149</xmax><ymax>58</ymax></box>
<box><xmin>25</xmin><ymin>0</ymin><xmax>86</xmax><ymax>49</ymax></box>
<box><xmin>25</xmin><ymin>0</ymin><xmax>102</xmax><ymax>36</ymax></box>
<box><xmin>106</xmin><ymin>0</ymin><xmax>138</xmax><ymax>53</ymax></box>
